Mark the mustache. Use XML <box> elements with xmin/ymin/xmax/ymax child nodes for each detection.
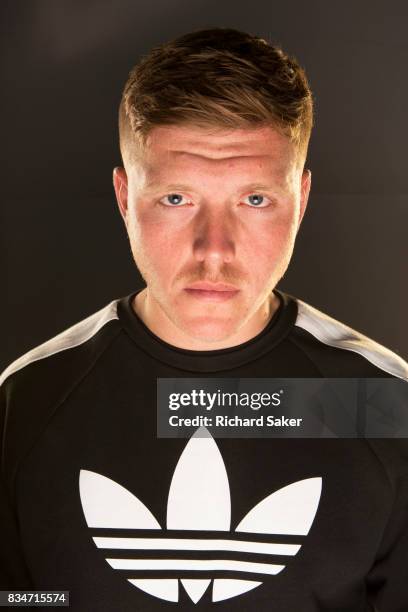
<box><xmin>174</xmin><ymin>264</ymin><xmax>245</xmax><ymax>286</ymax></box>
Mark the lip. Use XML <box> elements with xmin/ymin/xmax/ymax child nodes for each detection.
<box><xmin>183</xmin><ymin>282</ymin><xmax>240</xmax><ymax>302</ymax></box>
<box><xmin>184</xmin><ymin>282</ymin><xmax>239</xmax><ymax>292</ymax></box>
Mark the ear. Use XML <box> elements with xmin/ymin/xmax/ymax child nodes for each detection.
<box><xmin>298</xmin><ymin>168</ymin><xmax>311</xmax><ymax>229</ymax></box>
<box><xmin>113</xmin><ymin>166</ymin><xmax>129</xmax><ymax>223</ymax></box>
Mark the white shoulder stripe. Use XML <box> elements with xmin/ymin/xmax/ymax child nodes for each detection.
<box><xmin>0</xmin><ymin>300</ymin><xmax>119</xmax><ymax>388</ymax></box>
<box><xmin>295</xmin><ymin>299</ymin><xmax>408</xmax><ymax>381</ymax></box>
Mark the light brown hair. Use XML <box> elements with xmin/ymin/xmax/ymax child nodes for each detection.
<box><xmin>119</xmin><ymin>28</ymin><xmax>313</xmax><ymax>164</ymax></box>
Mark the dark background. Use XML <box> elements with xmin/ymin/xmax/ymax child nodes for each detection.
<box><xmin>1</xmin><ymin>0</ymin><xmax>407</xmax><ymax>370</ymax></box>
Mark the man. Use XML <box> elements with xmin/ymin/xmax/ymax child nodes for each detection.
<box><xmin>1</xmin><ymin>28</ymin><xmax>407</xmax><ymax>611</ymax></box>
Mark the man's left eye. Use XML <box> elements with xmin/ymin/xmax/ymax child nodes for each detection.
<box><xmin>242</xmin><ymin>194</ymin><xmax>270</xmax><ymax>207</ymax></box>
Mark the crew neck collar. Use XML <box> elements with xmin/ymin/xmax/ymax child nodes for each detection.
<box><xmin>117</xmin><ymin>288</ymin><xmax>298</xmax><ymax>373</ymax></box>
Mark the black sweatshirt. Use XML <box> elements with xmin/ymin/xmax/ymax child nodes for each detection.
<box><xmin>1</xmin><ymin>290</ymin><xmax>407</xmax><ymax>611</ymax></box>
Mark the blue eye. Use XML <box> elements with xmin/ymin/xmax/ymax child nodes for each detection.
<box><xmin>161</xmin><ymin>193</ymin><xmax>186</xmax><ymax>206</ymax></box>
<box><xmin>243</xmin><ymin>194</ymin><xmax>270</xmax><ymax>207</ymax></box>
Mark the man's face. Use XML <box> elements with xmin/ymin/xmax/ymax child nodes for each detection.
<box><xmin>114</xmin><ymin>124</ymin><xmax>310</xmax><ymax>344</ymax></box>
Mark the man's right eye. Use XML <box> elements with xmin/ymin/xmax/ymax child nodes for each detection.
<box><xmin>160</xmin><ymin>194</ymin><xmax>188</xmax><ymax>206</ymax></box>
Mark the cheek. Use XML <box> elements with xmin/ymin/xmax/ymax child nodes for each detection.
<box><xmin>127</xmin><ymin>208</ymin><xmax>185</xmax><ymax>276</ymax></box>
<box><xmin>244</xmin><ymin>212</ymin><xmax>298</xmax><ymax>274</ymax></box>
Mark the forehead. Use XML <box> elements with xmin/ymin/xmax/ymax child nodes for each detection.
<box><xmin>131</xmin><ymin>124</ymin><xmax>299</xmax><ymax>184</ymax></box>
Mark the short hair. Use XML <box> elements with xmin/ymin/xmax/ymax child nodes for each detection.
<box><xmin>119</xmin><ymin>28</ymin><xmax>313</xmax><ymax>164</ymax></box>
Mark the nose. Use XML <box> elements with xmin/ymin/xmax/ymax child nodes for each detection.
<box><xmin>192</xmin><ymin>207</ymin><xmax>236</xmax><ymax>267</ymax></box>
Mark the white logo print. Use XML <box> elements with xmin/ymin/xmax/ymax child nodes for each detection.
<box><xmin>79</xmin><ymin>427</ymin><xmax>322</xmax><ymax>604</ymax></box>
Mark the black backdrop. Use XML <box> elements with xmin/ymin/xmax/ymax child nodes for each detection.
<box><xmin>1</xmin><ymin>0</ymin><xmax>407</xmax><ymax>370</ymax></box>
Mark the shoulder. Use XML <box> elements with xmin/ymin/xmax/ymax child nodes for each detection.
<box><xmin>0</xmin><ymin>299</ymin><xmax>122</xmax><ymax>481</ymax></box>
<box><xmin>0</xmin><ymin>299</ymin><xmax>120</xmax><ymax>390</ymax></box>
<box><xmin>288</xmin><ymin>295</ymin><xmax>408</xmax><ymax>381</ymax></box>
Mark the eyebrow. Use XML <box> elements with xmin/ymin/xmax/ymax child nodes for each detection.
<box><xmin>144</xmin><ymin>182</ymin><xmax>277</xmax><ymax>193</ymax></box>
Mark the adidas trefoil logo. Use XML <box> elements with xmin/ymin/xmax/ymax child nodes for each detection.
<box><xmin>79</xmin><ymin>427</ymin><xmax>322</xmax><ymax>604</ymax></box>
